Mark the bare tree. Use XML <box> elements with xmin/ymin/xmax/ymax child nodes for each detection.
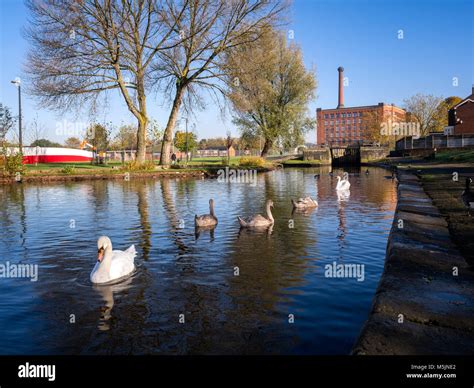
<box><xmin>27</xmin><ymin>115</ymin><xmax>45</xmax><ymax>145</ymax></box>
<box><xmin>403</xmin><ymin>94</ymin><xmax>444</xmax><ymax>137</ymax></box>
<box><xmin>154</xmin><ymin>0</ymin><xmax>287</xmax><ymax>166</ymax></box>
<box><xmin>25</xmin><ymin>0</ymin><xmax>188</xmax><ymax>163</ymax></box>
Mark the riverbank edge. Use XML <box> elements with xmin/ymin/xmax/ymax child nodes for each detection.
<box><xmin>352</xmin><ymin>168</ymin><xmax>474</xmax><ymax>355</ymax></box>
<box><xmin>0</xmin><ymin>165</ymin><xmax>276</xmax><ymax>185</ymax></box>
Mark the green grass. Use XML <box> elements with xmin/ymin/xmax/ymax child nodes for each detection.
<box><xmin>186</xmin><ymin>156</ymin><xmax>242</xmax><ymax>166</ymax></box>
<box><xmin>19</xmin><ymin>156</ymin><xmax>274</xmax><ymax>177</ymax></box>
<box><xmin>25</xmin><ymin>162</ymin><xmax>120</xmax><ymax>171</ymax></box>
<box><xmin>434</xmin><ymin>150</ymin><xmax>474</xmax><ymax>163</ymax></box>
<box><xmin>282</xmin><ymin>159</ymin><xmax>322</xmax><ymax>166</ymax></box>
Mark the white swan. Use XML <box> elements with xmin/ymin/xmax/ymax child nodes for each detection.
<box><xmin>90</xmin><ymin>236</ymin><xmax>136</xmax><ymax>284</ymax></box>
<box><xmin>336</xmin><ymin>175</ymin><xmax>351</xmax><ymax>191</ymax></box>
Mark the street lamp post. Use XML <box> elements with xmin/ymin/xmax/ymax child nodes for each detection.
<box><xmin>185</xmin><ymin>117</ymin><xmax>189</xmax><ymax>165</ymax></box>
<box><xmin>11</xmin><ymin>77</ymin><xmax>22</xmax><ymax>153</ymax></box>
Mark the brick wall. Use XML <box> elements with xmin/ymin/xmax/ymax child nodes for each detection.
<box><xmin>453</xmin><ymin>100</ymin><xmax>474</xmax><ymax>135</ymax></box>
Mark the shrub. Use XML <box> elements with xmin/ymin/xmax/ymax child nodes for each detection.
<box><xmin>2</xmin><ymin>152</ymin><xmax>26</xmax><ymax>177</ymax></box>
<box><xmin>238</xmin><ymin>156</ymin><xmax>266</xmax><ymax>168</ymax></box>
<box><xmin>120</xmin><ymin>160</ymin><xmax>156</xmax><ymax>171</ymax></box>
<box><xmin>60</xmin><ymin>165</ymin><xmax>75</xmax><ymax>174</ymax></box>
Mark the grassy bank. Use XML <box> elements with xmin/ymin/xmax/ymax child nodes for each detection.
<box><xmin>0</xmin><ymin>157</ymin><xmax>277</xmax><ymax>184</ymax></box>
<box><xmin>433</xmin><ymin>149</ymin><xmax>474</xmax><ymax>163</ymax></box>
<box><xmin>282</xmin><ymin>159</ymin><xmax>323</xmax><ymax>166</ymax></box>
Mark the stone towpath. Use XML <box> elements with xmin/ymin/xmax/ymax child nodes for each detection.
<box><xmin>352</xmin><ymin>171</ymin><xmax>474</xmax><ymax>354</ymax></box>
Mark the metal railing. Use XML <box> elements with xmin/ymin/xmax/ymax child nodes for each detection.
<box><xmin>396</xmin><ymin>134</ymin><xmax>474</xmax><ymax>150</ymax></box>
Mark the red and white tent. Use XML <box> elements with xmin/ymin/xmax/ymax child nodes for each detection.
<box><xmin>8</xmin><ymin>147</ymin><xmax>94</xmax><ymax>164</ymax></box>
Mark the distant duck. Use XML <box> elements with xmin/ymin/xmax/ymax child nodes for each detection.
<box><xmin>461</xmin><ymin>178</ymin><xmax>474</xmax><ymax>216</ymax></box>
<box><xmin>238</xmin><ymin>199</ymin><xmax>274</xmax><ymax>228</ymax></box>
<box><xmin>314</xmin><ymin>174</ymin><xmax>320</xmax><ymax>179</ymax></box>
<box><xmin>384</xmin><ymin>171</ymin><xmax>396</xmax><ymax>180</ymax></box>
<box><xmin>292</xmin><ymin>196</ymin><xmax>318</xmax><ymax>209</ymax></box>
<box><xmin>336</xmin><ymin>175</ymin><xmax>351</xmax><ymax>191</ymax></box>
<box><xmin>365</xmin><ymin>169</ymin><xmax>369</xmax><ymax>175</ymax></box>
<box><xmin>90</xmin><ymin>236</ymin><xmax>136</xmax><ymax>284</ymax></box>
<box><xmin>195</xmin><ymin>198</ymin><xmax>218</xmax><ymax>227</ymax></box>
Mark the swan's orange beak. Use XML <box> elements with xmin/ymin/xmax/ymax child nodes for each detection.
<box><xmin>97</xmin><ymin>247</ymin><xmax>104</xmax><ymax>262</ymax></box>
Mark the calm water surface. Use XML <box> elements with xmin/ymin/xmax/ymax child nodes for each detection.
<box><xmin>0</xmin><ymin>167</ymin><xmax>396</xmax><ymax>354</ymax></box>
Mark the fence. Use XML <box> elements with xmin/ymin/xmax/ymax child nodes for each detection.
<box><xmin>396</xmin><ymin>134</ymin><xmax>474</xmax><ymax>151</ymax></box>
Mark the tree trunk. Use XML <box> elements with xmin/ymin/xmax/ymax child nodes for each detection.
<box><xmin>160</xmin><ymin>86</ymin><xmax>185</xmax><ymax>166</ymax></box>
<box><xmin>136</xmin><ymin>116</ymin><xmax>148</xmax><ymax>163</ymax></box>
<box><xmin>260</xmin><ymin>138</ymin><xmax>272</xmax><ymax>158</ymax></box>
<box><xmin>135</xmin><ymin>77</ymin><xmax>148</xmax><ymax>164</ymax></box>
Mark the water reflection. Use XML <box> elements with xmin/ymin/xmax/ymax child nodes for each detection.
<box><xmin>291</xmin><ymin>205</ymin><xmax>318</xmax><ymax>217</ymax></box>
<box><xmin>0</xmin><ymin>167</ymin><xmax>397</xmax><ymax>355</ymax></box>
<box><xmin>194</xmin><ymin>225</ymin><xmax>216</xmax><ymax>241</ymax></box>
<box><xmin>337</xmin><ymin>190</ymin><xmax>351</xmax><ymax>202</ymax></box>
<box><xmin>93</xmin><ymin>276</ymin><xmax>134</xmax><ymax>332</ymax></box>
<box><xmin>135</xmin><ymin>182</ymin><xmax>152</xmax><ymax>260</ymax></box>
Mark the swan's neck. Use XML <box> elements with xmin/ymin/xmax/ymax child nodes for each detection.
<box><xmin>209</xmin><ymin>201</ymin><xmax>215</xmax><ymax>217</ymax></box>
<box><xmin>100</xmin><ymin>245</ymin><xmax>113</xmax><ymax>271</ymax></box>
<box><xmin>266</xmin><ymin>203</ymin><xmax>274</xmax><ymax>222</ymax></box>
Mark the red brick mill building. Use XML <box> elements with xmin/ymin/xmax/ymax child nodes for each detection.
<box><xmin>316</xmin><ymin>67</ymin><xmax>406</xmax><ymax>146</ymax></box>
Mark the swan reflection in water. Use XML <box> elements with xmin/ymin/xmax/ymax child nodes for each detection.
<box><xmin>291</xmin><ymin>205</ymin><xmax>318</xmax><ymax>217</ymax></box>
<box><xmin>337</xmin><ymin>190</ymin><xmax>350</xmax><ymax>202</ymax></box>
<box><xmin>194</xmin><ymin>225</ymin><xmax>216</xmax><ymax>241</ymax></box>
<box><xmin>238</xmin><ymin>223</ymin><xmax>274</xmax><ymax>239</ymax></box>
<box><xmin>93</xmin><ymin>276</ymin><xmax>134</xmax><ymax>331</ymax></box>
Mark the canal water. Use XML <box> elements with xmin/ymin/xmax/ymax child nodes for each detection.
<box><xmin>0</xmin><ymin>167</ymin><xmax>396</xmax><ymax>354</ymax></box>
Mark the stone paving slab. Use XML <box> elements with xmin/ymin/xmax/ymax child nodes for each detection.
<box><xmin>353</xmin><ymin>171</ymin><xmax>474</xmax><ymax>355</ymax></box>
<box><xmin>397</xmin><ymin>204</ymin><xmax>441</xmax><ymax>217</ymax></box>
<box><xmin>387</xmin><ymin>244</ymin><xmax>466</xmax><ymax>270</ymax></box>
<box><xmin>398</xmin><ymin>184</ymin><xmax>425</xmax><ymax>193</ymax></box>
<box><xmin>396</xmin><ymin>210</ymin><xmax>447</xmax><ymax>227</ymax></box>
<box><xmin>353</xmin><ymin>312</ymin><xmax>474</xmax><ymax>355</ymax></box>
<box><xmin>398</xmin><ymin>197</ymin><xmax>435</xmax><ymax>205</ymax></box>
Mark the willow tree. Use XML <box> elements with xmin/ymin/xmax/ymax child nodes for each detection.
<box><xmin>25</xmin><ymin>0</ymin><xmax>187</xmax><ymax>163</ymax></box>
<box><xmin>225</xmin><ymin>27</ymin><xmax>316</xmax><ymax>157</ymax></box>
<box><xmin>154</xmin><ymin>0</ymin><xmax>286</xmax><ymax>166</ymax></box>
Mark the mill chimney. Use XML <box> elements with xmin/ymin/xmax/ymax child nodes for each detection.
<box><xmin>337</xmin><ymin>67</ymin><xmax>344</xmax><ymax>108</ymax></box>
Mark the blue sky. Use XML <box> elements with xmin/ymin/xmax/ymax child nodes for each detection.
<box><xmin>0</xmin><ymin>0</ymin><xmax>472</xmax><ymax>144</ymax></box>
